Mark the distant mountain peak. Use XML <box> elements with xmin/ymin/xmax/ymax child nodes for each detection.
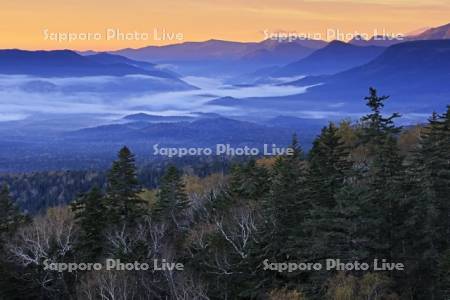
<box><xmin>405</xmin><ymin>26</ymin><xmax>431</xmax><ymax>37</ymax></box>
<box><xmin>351</xmin><ymin>35</ymin><xmax>368</xmax><ymax>41</ymax></box>
<box><xmin>327</xmin><ymin>40</ymin><xmax>353</xmax><ymax>47</ymax></box>
<box><xmin>414</xmin><ymin>22</ymin><xmax>450</xmax><ymax>40</ymax></box>
<box><xmin>271</xmin><ymin>39</ymin><xmax>385</xmax><ymax>77</ymax></box>
<box><xmin>349</xmin><ymin>35</ymin><xmax>370</xmax><ymax>46</ymax></box>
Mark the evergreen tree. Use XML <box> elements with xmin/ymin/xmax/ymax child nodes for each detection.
<box><xmin>424</xmin><ymin>108</ymin><xmax>450</xmax><ymax>252</ymax></box>
<box><xmin>153</xmin><ymin>165</ymin><xmax>190</xmax><ymax>226</ymax></box>
<box><xmin>405</xmin><ymin>108</ymin><xmax>450</xmax><ymax>298</ymax></box>
<box><xmin>305</xmin><ymin>123</ymin><xmax>353</xmax><ymax>258</ymax></box>
<box><xmin>307</xmin><ymin>123</ymin><xmax>351</xmax><ymax>208</ymax></box>
<box><xmin>266</xmin><ymin>135</ymin><xmax>308</xmax><ymax>258</ymax></box>
<box><xmin>0</xmin><ymin>185</ymin><xmax>28</xmax><ymax>246</ymax></box>
<box><xmin>361</xmin><ymin>136</ymin><xmax>405</xmax><ymax>259</ymax></box>
<box><xmin>331</xmin><ymin>182</ymin><xmax>368</xmax><ymax>260</ymax></box>
<box><xmin>105</xmin><ymin>146</ymin><xmax>145</xmax><ymax>225</ymax></box>
<box><xmin>210</xmin><ymin>159</ymin><xmax>269</xmax><ymax>213</ymax></box>
<box><xmin>0</xmin><ymin>184</ymin><xmax>29</xmax><ymax>299</ymax></box>
<box><xmin>358</xmin><ymin>88</ymin><xmax>405</xmax><ymax>260</ymax></box>
<box><xmin>303</xmin><ymin>123</ymin><xmax>369</xmax><ymax>296</ymax></box>
<box><xmin>345</xmin><ymin>88</ymin><xmax>413</xmax><ymax>299</ymax></box>
<box><xmin>249</xmin><ymin>135</ymin><xmax>310</xmax><ymax>295</ymax></box>
<box><xmin>71</xmin><ymin>187</ymin><xmax>107</xmax><ymax>261</ymax></box>
<box><xmin>360</xmin><ymin>87</ymin><xmax>401</xmax><ymax>151</ymax></box>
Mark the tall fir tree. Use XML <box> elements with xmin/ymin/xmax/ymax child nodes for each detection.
<box><xmin>405</xmin><ymin>107</ymin><xmax>450</xmax><ymax>298</ymax></box>
<box><xmin>307</xmin><ymin>123</ymin><xmax>351</xmax><ymax>208</ymax></box>
<box><xmin>357</xmin><ymin>88</ymin><xmax>405</xmax><ymax>261</ymax></box>
<box><xmin>360</xmin><ymin>87</ymin><xmax>401</xmax><ymax>150</ymax></box>
<box><xmin>105</xmin><ymin>146</ymin><xmax>145</xmax><ymax>226</ymax></box>
<box><xmin>305</xmin><ymin>123</ymin><xmax>354</xmax><ymax>258</ymax></box>
<box><xmin>249</xmin><ymin>135</ymin><xmax>310</xmax><ymax>296</ymax></box>
<box><xmin>0</xmin><ymin>185</ymin><xmax>27</xmax><ymax>245</ymax></box>
<box><xmin>351</xmin><ymin>88</ymin><xmax>412</xmax><ymax>300</ymax></box>
<box><xmin>210</xmin><ymin>159</ymin><xmax>269</xmax><ymax>213</ymax></box>
<box><xmin>71</xmin><ymin>186</ymin><xmax>107</xmax><ymax>261</ymax></box>
<box><xmin>0</xmin><ymin>184</ymin><xmax>29</xmax><ymax>299</ymax></box>
<box><xmin>361</xmin><ymin>136</ymin><xmax>405</xmax><ymax>259</ymax></box>
<box><xmin>153</xmin><ymin>165</ymin><xmax>190</xmax><ymax>227</ymax></box>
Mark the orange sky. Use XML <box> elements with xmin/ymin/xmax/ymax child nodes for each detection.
<box><xmin>1</xmin><ymin>0</ymin><xmax>449</xmax><ymax>51</ymax></box>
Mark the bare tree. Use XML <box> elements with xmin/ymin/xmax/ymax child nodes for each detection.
<box><xmin>7</xmin><ymin>206</ymin><xmax>77</xmax><ymax>296</ymax></box>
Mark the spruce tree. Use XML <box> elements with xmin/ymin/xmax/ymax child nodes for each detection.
<box><xmin>352</xmin><ymin>89</ymin><xmax>411</xmax><ymax>288</ymax></box>
<box><xmin>0</xmin><ymin>184</ymin><xmax>27</xmax><ymax>245</ymax></box>
<box><xmin>361</xmin><ymin>136</ymin><xmax>405</xmax><ymax>259</ymax></box>
<box><xmin>210</xmin><ymin>160</ymin><xmax>269</xmax><ymax>214</ymax></box>
<box><xmin>307</xmin><ymin>123</ymin><xmax>351</xmax><ymax>208</ymax></box>
<box><xmin>425</xmin><ymin>107</ymin><xmax>450</xmax><ymax>251</ymax></box>
<box><xmin>305</xmin><ymin>123</ymin><xmax>353</xmax><ymax>259</ymax></box>
<box><xmin>105</xmin><ymin>146</ymin><xmax>145</xmax><ymax>226</ymax></box>
<box><xmin>360</xmin><ymin>87</ymin><xmax>401</xmax><ymax>150</ymax></box>
<box><xmin>71</xmin><ymin>187</ymin><xmax>107</xmax><ymax>261</ymax></box>
<box><xmin>250</xmin><ymin>135</ymin><xmax>310</xmax><ymax>295</ymax></box>
<box><xmin>266</xmin><ymin>135</ymin><xmax>308</xmax><ymax>258</ymax></box>
<box><xmin>358</xmin><ymin>88</ymin><xmax>405</xmax><ymax>260</ymax></box>
<box><xmin>153</xmin><ymin>165</ymin><xmax>190</xmax><ymax>227</ymax></box>
<box><xmin>0</xmin><ymin>184</ymin><xmax>28</xmax><ymax>299</ymax></box>
<box><xmin>406</xmin><ymin>107</ymin><xmax>450</xmax><ymax>298</ymax></box>
<box><xmin>302</xmin><ymin>123</ymin><xmax>371</xmax><ymax>295</ymax></box>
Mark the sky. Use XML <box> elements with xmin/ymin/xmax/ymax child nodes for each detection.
<box><xmin>0</xmin><ymin>0</ymin><xmax>449</xmax><ymax>51</ymax></box>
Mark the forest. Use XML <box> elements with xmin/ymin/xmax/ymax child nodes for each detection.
<box><xmin>0</xmin><ymin>88</ymin><xmax>449</xmax><ymax>299</ymax></box>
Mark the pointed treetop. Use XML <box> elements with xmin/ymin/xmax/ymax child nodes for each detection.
<box><xmin>365</xmin><ymin>87</ymin><xmax>389</xmax><ymax>113</ymax></box>
<box><xmin>289</xmin><ymin>133</ymin><xmax>303</xmax><ymax>159</ymax></box>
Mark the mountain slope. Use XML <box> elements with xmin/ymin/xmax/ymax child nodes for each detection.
<box><xmin>322</xmin><ymin>39</ymin><xmax>450</xmax><ymax>89</ymax></box>
<box><xmin>0</xmin><ymin>50</ymin><xmax>177</xmax><ymax>78</ymax></box>
<box><xmin>111</xmin><ymin>39</ymin><xmax>328</xmax><ymax>76</ymax></box>
<box><xmin>112</xmin><ymin>39</ymin><xmax>257</xmax><ymax>62</ymax></box>
<box><xmin>412</xmin><ymin>23</ymin><xmax>450</xmax><ymax>40</ymax></box>
<box><xmin>86</xmin><ymin>53</ymin><xmax>179</xmax><ymax>78</ymax></box>
<box><xmin>284</xmin><ymin>39</ymin><xmax>450</xmax><ymax>110</ymax></box>
<box><xmin>348</xmin><ymin>36</ymin><xmax>403</xmax><ymax>47</ymax></box>
<box><xmin>272</xmin><ymin>41</ymin><xmax>385</xmax><ymax>76</ymax></box>
<box><xmin>86</xmin><ymin>53</ymin><xmax>156</xmax><ymax>68</ymax></box>
<box><xmin>122</xmin><ymin>113</ymin><xmax>195</xmax><ymax>123</ymax></box>
<box><xmin>65</xmin><ymin>117</ymin><xmax>298</xmax><ymax>147</ymax></box>
<box><xmin>348</xmin><ymin>23</ymin><xmax>450</xmax><ymax>47</ymax></box>
<box><xmin>112</xmin><ymin>38</ymin><xmax>326</xmax><ymax>63</ymax></box>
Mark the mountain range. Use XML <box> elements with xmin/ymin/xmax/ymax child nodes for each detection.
<box><xmin>109</xmin><ymin>22</ymin><xmax>448</xmax><ymax>65</ymax></box>
<box><xmin>349</xmin><ymin>22</ymin><xmax>450</xmax><ymax>46</ymax></box>
<box><xmin>1</xmin><ymin>22</ymin><xmax>450</xmax><ymax>172</ymax></box>
<box><xmin>209</xmin><ymin>39</ymin><xmax>450</xmax><ymax>116</ymax></box>
<box><xmin>4</xmin><ymin>22</ymin><xmax>443</xmax><ymax>79</ymax></box>
<box><xmin>111</xmin><ymin>39</ymin><xmax>327</xmax><ymax>63</ymax></box>
<box><xmin>410</xmin><ymin>22</ymin><xmax>450</xmax><ymax>40</ymax></box>
<box><xmin>107</xmin><ymin>39</ymin><xmax>328</xmax><ymax>76</ymax></box>
<box><xmin>0</xmin><ymin>50</ymin><xmax>178</xmax><ymax>78</ymax></box>
<box><xmin>270</xmin><ymin>41</ymin><xmax>386</xmax><ymax>77</ymax></box>
<box><xmin>291</xmin><ymin>39</ymin><xmax>450</xmax><ymax>98</ymax></box>
<box><xmin>65</xmin><ymin>116</ymin><xmax>298</xmax><ymax>145</ymax></box>
<box><xmin>0</xmin><ymin>50</ymin><xmax>196</xmax><ymax>92</ymax></box>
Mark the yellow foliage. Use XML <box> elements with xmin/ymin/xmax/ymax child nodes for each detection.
<box><xmin>326</xmin><ymin>272</ymin><xmax>399</xmax><ymax>300</ymax></box>
<box><xmin>268</xmin><ymin>287</ymin><xmax>306</xmax><ymax>300</ymax></box>
<box><xmin>256</xmin><ymin>157</ymin><xmax>278</xmax><ymax>169</ymax></box>
<box><xmin>138</xmin><ymin>189</ymin><xmax>158</xmax><ymax>208</ymax></box>
<box><xmin>398</xmin><ymin>125</ymin><xmax>422</xmax><ymax>156</ymax></box>
<box><xmin>183</xmin><ymin>173</ymin><xmax>226</xmax><ymax>196</ymax></box>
